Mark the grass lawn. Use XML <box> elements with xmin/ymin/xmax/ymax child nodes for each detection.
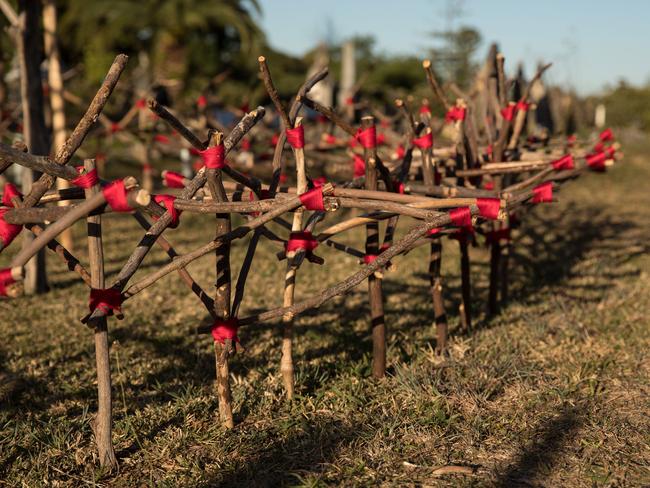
<box><xmin>0</xmin><ymin>137</ymin><xmax>648</xmax><ymax>487</ymax></box>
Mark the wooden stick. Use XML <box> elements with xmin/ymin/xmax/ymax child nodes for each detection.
<box><xmin>84</xmin><ymin>158</ymin><xmax>117</xmax><ymax>470</ymax></box>
<box><xmin>11</xmin><ymin>177</ymin><xmax>149</xmax><ymax>268</ymax></box>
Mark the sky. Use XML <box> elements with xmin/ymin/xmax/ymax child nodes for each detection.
<box><xmin>255</xmin><ymin>0</ymin><xmax>650</xmax><ymax>95</ymax></box>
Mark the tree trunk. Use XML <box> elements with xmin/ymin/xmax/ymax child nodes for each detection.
<box><xmin>17</xmin><ymin>0</ymin><xmax>49</xmax><ymax>294</ymax></box>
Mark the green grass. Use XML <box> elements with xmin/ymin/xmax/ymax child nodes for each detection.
<box><xmin>1</xmin><ymin>139</ymin><xmax>649</xmax><ymax>486</ymax></box>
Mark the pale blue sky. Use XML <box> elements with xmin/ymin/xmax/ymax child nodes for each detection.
<box><xmin>256</xmin><ymin>0</ymin><xmax>650</xmax><ymax>95</ymax></box>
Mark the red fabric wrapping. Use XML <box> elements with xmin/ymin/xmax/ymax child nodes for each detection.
<box><xmin>345</xmin><ymin>97</ymin><xmax>354</xmax><ymax>106</ymax></box>
<box><xmin>500</xmin><ymin>104</ymin><xmax>517</xmax><ymax>122</ymax></box>
<box><xmin>0</xmin><ymin>208</ymin><xmax>22</xmax><ymax>247</ymax></box>
<box><xmin>532</xmin><ymin>182</ymin><xmax>553</xmax><ymax>203</ymax></box>
<box><xmin>419</xmin><ymin>104</ymin><xmax>431</xmax><ymax>114</ymax></box>
<box><xmin>102</xmin><ymin>180</ymin><xmax>133</xmax><ymax>212</ymax></box>
<box><xmin>197</xmin><ymin>95</ymin><xmax>207</xmax><ymax>109</ymax></box>
<box><xmin>586</xmin><ymin>152</ymin><xmax>607</xmax><ymax>171</ymax></box>
<box><xmin>154</xmin><ymin>194</ymin><xmax>181</xmax><ymax>228</ymax></box>
<box><xmin>241</xmin><ymin>138</ymin><xmax>251</xmax><ymax>151</ymax></box>
<box><xmin>325</xmin><ymin>133</ymin><xmax>337</xmax><ymax>145</ymax></box>
<box><xmin>154</xmin><ymin>134</ymin><xmax>170</xmax><ymax>144</ymax></box>
<box><xmin>355</xmin><ymin>126</ymin><xmax>376</xmax><ymax>149</ymax></box>
<box><xmin>279</xmin><ymin>173</ymin><xmax>288</xmax><ymax>184</ymax></box>
<box><xmin>270</xmin><ymin>133</ymin><xmax>280</xmax><ymax>147</ymax></box>
<box><xmin>486</xmin><ymin>227</ymin><xmax>511</xmax><ymax>245</ymax></box>
<box><xmin>380</xmin><ymin>120</ymin><xmax>389</xmax><ymax>129</ymax></box>
<box><xmin>551</xmin><ymin>154</ymin><xmax>575</xmax><ymax>171</ymax></box>
<box><xmin>110</xmin><ymin>122</ymin><xmax>121</xmax><ymax>134</ymax></box>
<box><xmin>286</xmin><ymin>126</ymin><xmax>305</xmax><ymax>149</ymax></box>
<box><xmin>427</xmin><ymin>227</ymin><xmax>441</xmax><ymax>236</ymax></box>
<box><xmin>211</xmin><ymin>318</ymin><xmax>239</xmax><ymax>344</ymax></box>
<box><xmin>299</xmin><ymin>187</ymin><xmax>325</xmax><ymax>211</ymax></box>
<box><xmin>605</xmin><ymin>146</ymin><xmax>616</xmax><ymax>159</ymax></box>
<box><xmin>477</xmin><ymin>198</ymin><xmax>501</xmax><ymax>220</ymax></box>
<box><xmin>353</xmin><ymin>154</ymin><xmax>366</xmax><ymax>178</ymax></box>
<box><xmin>72</xmin><ymin>167</ymin><xmax>99</xmax><ymax>189</ymax></box>
<box><xmin>393</xmin><ymin>180</ymin><xmax>405</xmax><ymax>194</ymax></box>
<box><xmin>143</xmin><ymin>163</ymin><xmax>153</xmax><ymax>172</ymax></box>
<box><xmin>396</xmin><ymin>145</ymin><xmax>406</xmax><ymax>159</ymax></box>
<box><xmin>135</xmin><ymin>98</ymin><xmax>146</xmax><ymax>109</ymax></box>
<box><xmin>89</xmin><ymin>288</ymin><xmax>123</xmax><ymax>316</ymax></box>
<box><xmin>445</xmin><ymin>106</ymin><xmax>466</xmax><ymax>123</ymax></box>
<box><xmin>599</xmin><ymin>128</ymin><xmax>614</xmax><ymax>142</ymax></box>
<box><xmin>376</xmin><ymin>133</ymin><xmax>386</xmax><ymax>146</ymax></box>
<box><xmin>483</xmin><ymin>180</ymin><xmax>495</xmax><ymax>191</ymax></box>
<box><xmin>286</xmin><ymin>231</ymin><xmax>319</xmax><ymax>253</ymax></box>
<box><xmin>593</xmin><ymin>141</ymin><xmax>604</xmax><ymax>153</ymax></box>
<box><xmin>449</xmin><ymin>207</ymin><xmax>472</xmax><ymax>228</ymax></box>
<box><xmin>0</xmin><ymin>267</ymin><xmax>15</xmax><ymax>297</ymax></box>
<box><xmin>2</xmin><ymin>183</ymin><xmax>22</xmax><ymax>207</ymax></box>
<box><xmin>567</xmin><ymin>134</ymin><xmax>577</xmax><ymax>146</ymax></box>
<box><xmin>412</xmin><ymin>132</ymin><xmax>433</xmax><ymax>149</ymax></box>
<box><xmin>201</xmin><ymin>143</ymin><xmax>226</xmax><ymax>169</ymax></box>
<box><xmin>516</xmin><ymin>101</ymin><xmax>530</xmax><ymax>112</ymax></box>
<box><xmin>163</xmin><ymin>171</ymin><xmax>186</xmax><ymax>189</ymax></box>
<box><xmin>189</xmin><ymin>147</ymin><xmax>201</xmax><ymax>156</ymax></box>
<box><xmin>312</xmin><ymin>177</ymin><xmax>327</xmax><ymax>188</ymax></box>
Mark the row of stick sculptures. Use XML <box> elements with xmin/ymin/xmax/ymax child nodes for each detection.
<box><xmin>0</xmin><ymin>51</ymin><xmax>619</xmax><ymax>469</ymax></box>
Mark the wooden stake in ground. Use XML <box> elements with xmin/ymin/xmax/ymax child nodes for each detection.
<box><xmin>205</xmin><ymin>131</ymin><xmax>235</xmax><ymax>429</ymax></box>
<box><xmin>361</xmin><ymin>116</ymin><xmax>386</xmax><ymax>378</ymax></box>
<box><xmin>84</xmin><ymin>158</ymin><xmax>117</xmax><ymax>470</ymax></box>
<box><xmin>281</xmin><ymin>117</ymin><xmax>307</xmax><ymax>398</ymax></box>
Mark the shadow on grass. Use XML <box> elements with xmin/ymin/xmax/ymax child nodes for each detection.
<box><xmin>494</xmin><ymin>405</ymin><xmax>585</xmax><ymax>487</ymax></box>
<box><xmin>201</xmin><ymin>418</ymin><xmax>357</xmax><ymax>487</ymax></box>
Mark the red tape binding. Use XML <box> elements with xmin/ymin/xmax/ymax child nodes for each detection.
<box><xmin>110</xmin><ymin>122</ymin><xmax>121</xmax><ymax>134</ymax></box>
<box><xmin>286</xmin><ymin>231</ymin><xmax>319</xmax><ymax>253</ymax></box>
<box><xmin>286</xmin><ymin>126</ymin><xmax>305</xmax><ymax>149</ymax></box>
<box><xmin>355</xmin><ymin>126</ymin><xmax>376</xmax><ymax>149</ymax></box>
<box><xmin>516</xmin><ymin>101</ymin><xmax>530</xmax><ymax>112</ymax></box>
<box><xmin>72</xmin><ymin>167</ymin><xmax>99</xmax><ymax>189</ymax></box>
<box><xmin>299</xmin><ymin>187</ymin><xmax>325</xmax><ymax>211</ymax></box>
<box><xmin>154</xmin><ymin>194</ymin><xmax>180</xmax><ymax>228</ymax></box>
<box><xmin>483</xmin><ymin>180</ymin><xmax>495</xmax><ymax>191</ymax></box>
<box><xmin>353</xmin><ymin>154</ymin><xmax>366</xmax><ymax>178</ymax></box>
<box><xmin>1</xmin><ymin>183</ymin><xmax>22</xmax><ymax>207</ymax></box>
<box><xmin>586</xmin><ymin>152</ymin><xmax>607</xmax><ymax>171</ymax></box>
<box><xmin>500</xmin><ymin>104</ymin><xmax>517</xmax><ymax>122</ymax></box>
<box><xmin>312</xmin><ymin>177</ymin><xmax>327</xmax><ymax>188</ymax></box>
<box><xmin>270</xmin><ymin>134</ymin><xmax>279</xmax><ymax>147</ymax></box>
<box><xmin>449</xmin><ymin>206</ymin><xmax>473</xmax><ymax>228</ymax></box>
<box><xmin>427</xmin><ymin>227</ymin><xmax>442</xmax><ymax>237</ymax></box>
<box><xmin>477</xmin><ymin>198</ymin><xmax>501</xmax><ymax>220</ymax></box>
<box><xmin>197</xmin><ymin>95</ymin><xmax>207</xmax><ymax>109</ymax></box>
<box><xmin>393</xmin><ymin>180</ymin><xmax>405</xmax><ymax>194</ymax></box>
<box><xmin>551</xmin><ymin>154</ymin><xmax>575</xmax><ymax>171</ymax></box>
<box><xmin>412</xmin><ymin>132</ymin><xmax>433</xmax><ymax>149</ymax></box>
<box><xmin>419</xmin><ymin>104</ymin><xmax>431</xmax><ymax>114</ymax></box>
<box><xmin>135</xmin><ymin>98</ymin><xmax>146</xmax><ymax>109</ymax></box>
<box><xmin>163</xmin><ymin>171</ymin><xmax>186</xmax><ymax>189</ymax></box>
<box><xmin>599</xmin><ymin>128</ymin><xmax>614</xmax><ymax>142</ymax></box>
<box><xmin>325</xmin><ymin>133</ymin><xmax>337</xmax><ymax>145</ymax></box>
<box><xmin>154</xmin><ymin>134</ymin><xmax>170</xmax><ymax>144</ymax></box>
<box><xmin>396</xmin><ymin>145</ymin><xmax>406</xmax><ymax>159</ymax></box>
<box><xmin>102</xmin><ymin>180</ymin><xmax>133</xmax><ymax>212</ymax></box>
<box><xmin>89</xmin><ymin>288</ymin><xmax>123</xmax><ymax>316</ymax></box>
<box><xmin>211</xmin><ymin>318</ymin><xmax>239</xmax><ymax>344</ymax></box>
<box><xmin>0</xmin><ymin>208</ymin><xmax>22</xmax><ymax>247</ymax></box>
<box><xmin>532</xmin><ymin>182</ymin><xmax>553</xmax><ymax>203</ymax></box>
<box><xmin>0</xmin><ymin>267</ymin><xmax>16</xmax><ymax>297</ymax></box>
<box><xmin>201</xmin><ymin>144</ymin><xmax>226</xmax><ymax>170</ymax></box>
<box><xmin>445</xmin><ymin>106</ymin><xmax>466</xmax><ymax>123</ymax></box>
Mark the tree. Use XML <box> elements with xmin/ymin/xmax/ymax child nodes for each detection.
<box><xmin>430</xmin><ymin>25</ymin><xmax>482</xmax><ymax>89</ymax></box>
<box><xmin>57</xmin><ymin>0</ymin><xmax>265</xmax><ymax>93</ymax></box>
